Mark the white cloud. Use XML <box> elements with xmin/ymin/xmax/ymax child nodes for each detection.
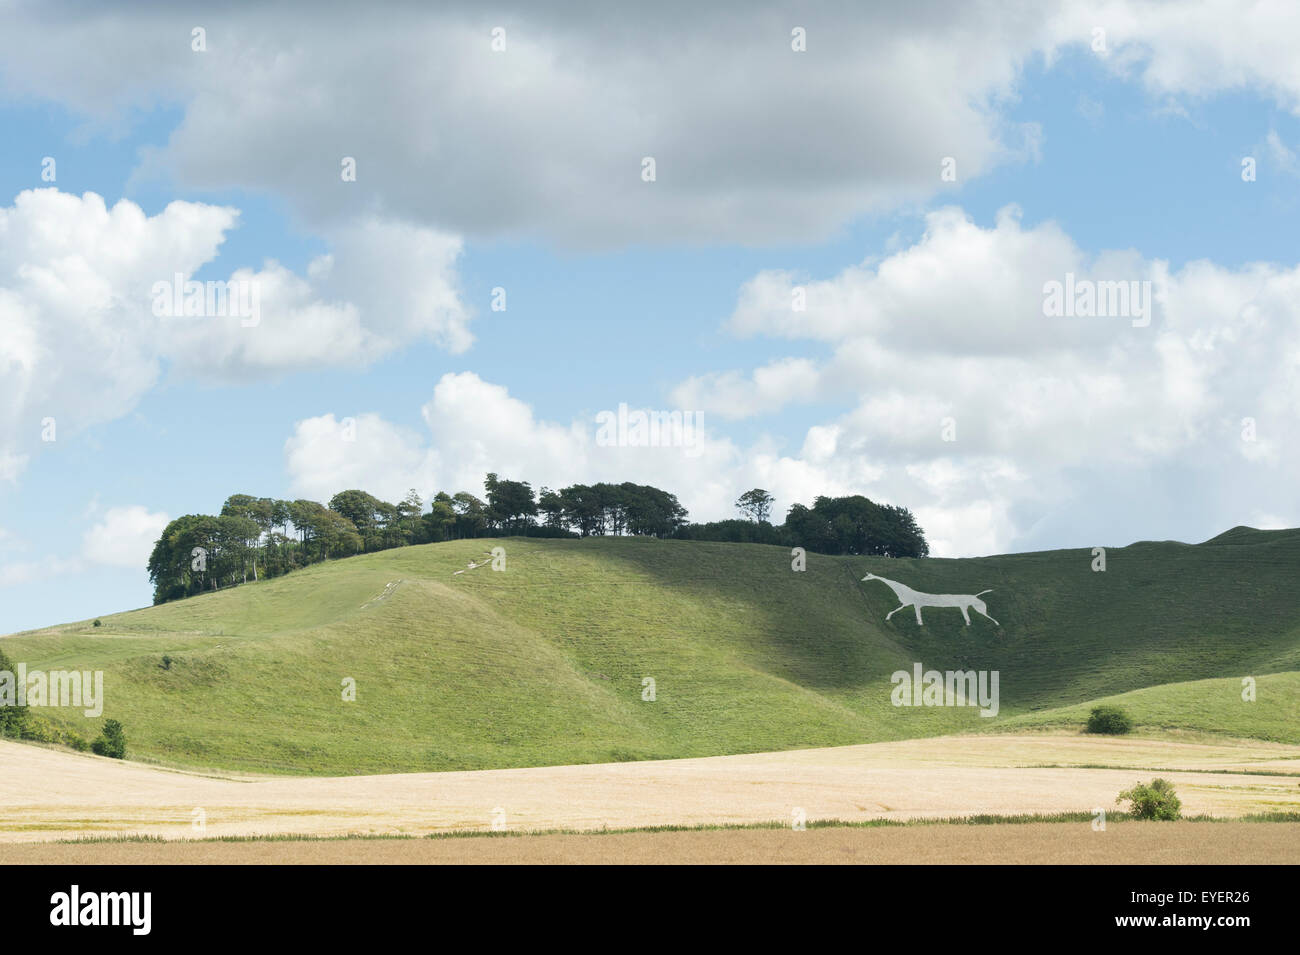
<box><xmin>284</xmin><ymin>414</ymin><xmax>438</xmax><ymax>505</ymax></box>
<box><xmin>0</xmin><ymin>189</ymin><xmax>470</xmax><ymax>481</ymax></box>
<box><xmin>1050</xmin><ymin>0</ymin><xmax>1300</xmax><ymax>115</ymax></box>
<box><xmin>283</xmin><ymin>209</ymin><xmax>1300</xmax><ymax>561</ymax></box>
<box><xmin>0</xmin><ymin>190</ymin><xmax>230</xmax><ymax>478</ymax></box>
<box><xmin>2</xmin><ymin>3</ymin><xmax>1298</xmax><ymax>245</ymax></box>
<box><xmin>672</xmin><ymin>207</ymin><xmax>1300</xmax><ymax>555</ymax></box>
<box><xmin>82</xmin><ymin>506</ymin><xmax>170</xmax><ymax>569</ymax></box>
<box><xmin>286</xmin><ymin>372</ymin><xmax>752</xmax><ymax>522</ymax></box>
<box><xmin>0</xmin><ymin>3</ymin><xmax>1043</xmax><ymax>245</ymax></box>
<box><xmin>285</xmin><ymin>372</ymin><xmax>907</xmax><ymax>546</ymax></box>
<box><xmin>286</xmin><ymin>374</ymin><xmax>591</xmax><ymax>505</ymax></box>
<box><xmin>670</xmin><ymin>359</ymin><xmax>822</xmax><ymax>420</ymax></box>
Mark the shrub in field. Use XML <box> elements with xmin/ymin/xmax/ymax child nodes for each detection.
<box><xmin>1086</xmin><ymin>704</ymin><xmax>1132</xmax><ymax>734</ymax></box>
<box><xmin>1117</xmin><ymin>778</ymin><xmax>1182</xmax><ymax>820</ymax></box>
<box><xmin>91</xmin><ymin>719</ymin><xmax>127</xmax><ymax>759</ymax></box>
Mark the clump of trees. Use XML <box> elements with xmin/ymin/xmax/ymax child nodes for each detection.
<box><xmin>145</xmin><ymin>475</ymin><xmax>684</xmax><ymax>604</ymax></box>
<box><xmin>675</xmin><ymin>490</ymin><xmax>929</xmax><ymax>558</ymax></box>
<box><xmin>147</xmin><ymin>475</ymin><xmax>928</xmax><ymax>605</ymax></box>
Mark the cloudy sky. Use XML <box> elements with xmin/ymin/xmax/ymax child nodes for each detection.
<box><xmin>2</xmin><ymin>0</ymin><xmax>1299</xmax><ymax>632</ymax></box>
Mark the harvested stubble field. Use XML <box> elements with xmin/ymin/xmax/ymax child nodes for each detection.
<box><xmin>5</xmin><ymin>822</ymin><xmax>1298</xmax><ymax>865</ymax></box>
<box><xmin>3</xmin><ymin>732</ymin><xmax>1299</xmax><ymax>861</ymax></box>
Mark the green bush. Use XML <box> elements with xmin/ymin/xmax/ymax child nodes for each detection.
<box><xmin>91</xmin><ymin>719</ymin><xmax>127</xmax><ymax>760</ymax></box>
<box><xmin>0</xmin><ymin>647</ymin><xmax>28</xmax><ymax>738</ymax></box>
<box><xmin>29</xmin><ymin>721</ymin><xmax>90</xmax><ymax>751</ymax></box>
<box><xmin>1086</xmin><ymin>704</ymin><xmax>1133</xmax><ymax>734</ymax></box>
<box><xmin>6</xmin><ymin>707</ymin><xmax>90</xmax><ymax>751</ymax></box>
<box><xmin>1117</xmin><ymin>778</ymin><xmax>1182</xmax><ymax>820</ymax></box>
<box><xmin>92</xmin><ymin>619</ymin><xmax>102</xmax><ymax>628</ymax></box>
<box><xmin>18</xmin><ymin>718</ymin><xmax>59</xmax><ymax>743</ymax></box>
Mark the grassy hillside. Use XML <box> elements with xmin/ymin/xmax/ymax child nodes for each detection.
<box><xmin>3</xmin><ymin>529</ymin><xmax>1298</xmax><ymax>774</ymax></box>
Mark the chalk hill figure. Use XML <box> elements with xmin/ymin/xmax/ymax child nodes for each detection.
<box><xmin>861</xmin><ymin>573</ymin><xmax>999</xmax><ymax>627</ymax></box>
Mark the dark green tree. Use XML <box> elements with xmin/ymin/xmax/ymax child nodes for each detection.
<box><xmin>735</xmin><ymin>488</ymin><xmax>775</xmax><ymax>523</ymax></box>
<box><xmin>91</xmin><ymin>718</ymin><xmax>127</xmax><ymax>759</ymax></box>
<box><xmin>484</xmin><ymin>473</ymin><xmax>538</xmax><ymax>533</ymax></box>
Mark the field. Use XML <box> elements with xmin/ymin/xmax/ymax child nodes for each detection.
<box><xmin>3</xmin><ymin>531</ymin><xmax>1300</xmax><ymax>777</ymax></box>
<box><xmin>3</xmin><ymin>732</ymin><xmax>1298</xmax><ymax>849</ymax></box>
<box><xmin>5</xmin><ymin>823</ymin><xmax>1298</xmax><ymax>865</ymax></box>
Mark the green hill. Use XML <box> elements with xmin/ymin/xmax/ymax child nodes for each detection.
<box><xmin>3</xmin><ymin>531</ymin><xmax>1298</xmax><ymax>775</ymax></box>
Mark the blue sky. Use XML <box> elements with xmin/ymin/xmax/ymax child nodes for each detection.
<box><xmin>3</xmin><ymin>3</ymin><xmax>1300</xmax><ymax>632</ymax></box>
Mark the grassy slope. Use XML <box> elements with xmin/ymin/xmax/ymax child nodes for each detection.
<box><xmin>3</xmin><ymin>528</ymin><xmax>1298</xmax><ymax>774</ymax></box>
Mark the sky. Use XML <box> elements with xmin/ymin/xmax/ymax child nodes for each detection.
<box><xmin>2</xmin><ymin>0</ymin><xmax>1299</xmax><ymax>633</ymax></box>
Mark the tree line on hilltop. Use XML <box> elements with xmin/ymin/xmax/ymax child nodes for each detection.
<box><xmin>147</xmin><ymin>474</ymin><xmax>929</xmax><ymax>604</ymax></box>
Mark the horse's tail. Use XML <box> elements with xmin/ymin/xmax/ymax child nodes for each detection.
<box><xmin>974</xmin><ymin>589</ymin><xmax>993</xmax><ymax>598</ymax></box>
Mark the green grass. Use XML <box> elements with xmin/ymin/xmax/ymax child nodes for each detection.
<box><xmin>996</xmin><ymin>671</ymin><xmax>1300</xmax><ymax>743</ymax></box>
<box><xmin>3</xmin><ymin>529</ymin><xmax>1298</xmax><ymax>775</ymax></box>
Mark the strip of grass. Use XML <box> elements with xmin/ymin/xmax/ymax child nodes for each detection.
<box><xmin>52</xmin><ymin>810</ymin><xmax>1300</xmax><ymax>844</ymax></box>
<box><xmin>1024</xmin><ymin>763</ymin><xmax>1300</xmax><ymax>777</ymax></box>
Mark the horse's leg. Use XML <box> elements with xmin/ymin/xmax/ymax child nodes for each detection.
<box><xmin>885</xmin><ymin>604</ymin><xmax>905</xmax><ymax>620</ymax></box>
<box><xmin>961</xmin><ymin>605</ymin><xmax>971</xmax><ymax>625</ymax></box>
<box><xmin>976</xmin><ymin>608</ymin><xmax>1000</xmax><ymax>626</ymax></box>
<box><xmin>914</xmin><ymin>605</ymin><xmax>923</xmax><ymax>625</ymax></box>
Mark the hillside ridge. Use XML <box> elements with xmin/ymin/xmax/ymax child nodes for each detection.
<box><xmin>2</xmin><ymin>531</ymin><xmax>1297</xmax><ymax>775</ymax></box>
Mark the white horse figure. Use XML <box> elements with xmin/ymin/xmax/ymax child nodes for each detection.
<box><xmin>861</xmin><ymin>573</ymin><xmax>999</xmax><ymax>627</ymax></box>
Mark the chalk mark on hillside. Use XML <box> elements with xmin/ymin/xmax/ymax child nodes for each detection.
<box><xmin>452</xmin><ymin>553</ymin><xmax>496</xmax><ymax>576</ymax></box>
<box><xmin>361</xmin><ymin>580</ymin><xmax>404</xmax><ymax>609</ymax></box>
<box><xmin>861</xmin><ymin>573</ymin><xmax>1000</xmax><ymax>627</ymax></box>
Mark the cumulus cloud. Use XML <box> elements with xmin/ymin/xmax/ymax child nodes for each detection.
<box><xmin>670</xmin><ymin>359</ymin><xmax>823</xmax><ymax>421</ymax></box>
<box><xmin>284</xmin><ymin>413</ymin><xmax>438</xmax><ymax>505</ymax></box>
<box><xmin>287</xmin><ymin>372</ymin><xmax>767</xmax><ymax>523</ymax></box>
<box><xmin>2</xmin><ymin>3</ymin><xmax>1298</xmax><ymax>245</ymax></box>
<box><xmin>0</xmin><ymin>2</ymin><xmax>1050</xmax><ymax>245</ymax></box>
<box><xmin>82</xmin><ymin>506</ymin><xmax>170</xmax><ymax>569</ymax></box>
<box><xmin>283</xmin><ymin>198</ymin><xmax>1300</xmax><ymax>561</ymax></box>
<box><xmin>284</xmin><ymin>371</ymin><xmax>979</xmax><ymax>551</ymax></box>
<box><xmin>674</xmin><ymin>206</ymin><xmax>1300</xmax><ymax>554</ymax></box>
<box><xmin>0</xmin><ymin>189</ymin><xmax>470</xmax><ymax>481</ymax></box>
<box><xmin>1052</xmin><ymin>0</ymin><xmax>1300</xmax><ymax>114</ymax></box>
<box><xmin>287</xmin><ymin>374</ymin><xmax>589</xmax><ymax>505</ymax></box>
